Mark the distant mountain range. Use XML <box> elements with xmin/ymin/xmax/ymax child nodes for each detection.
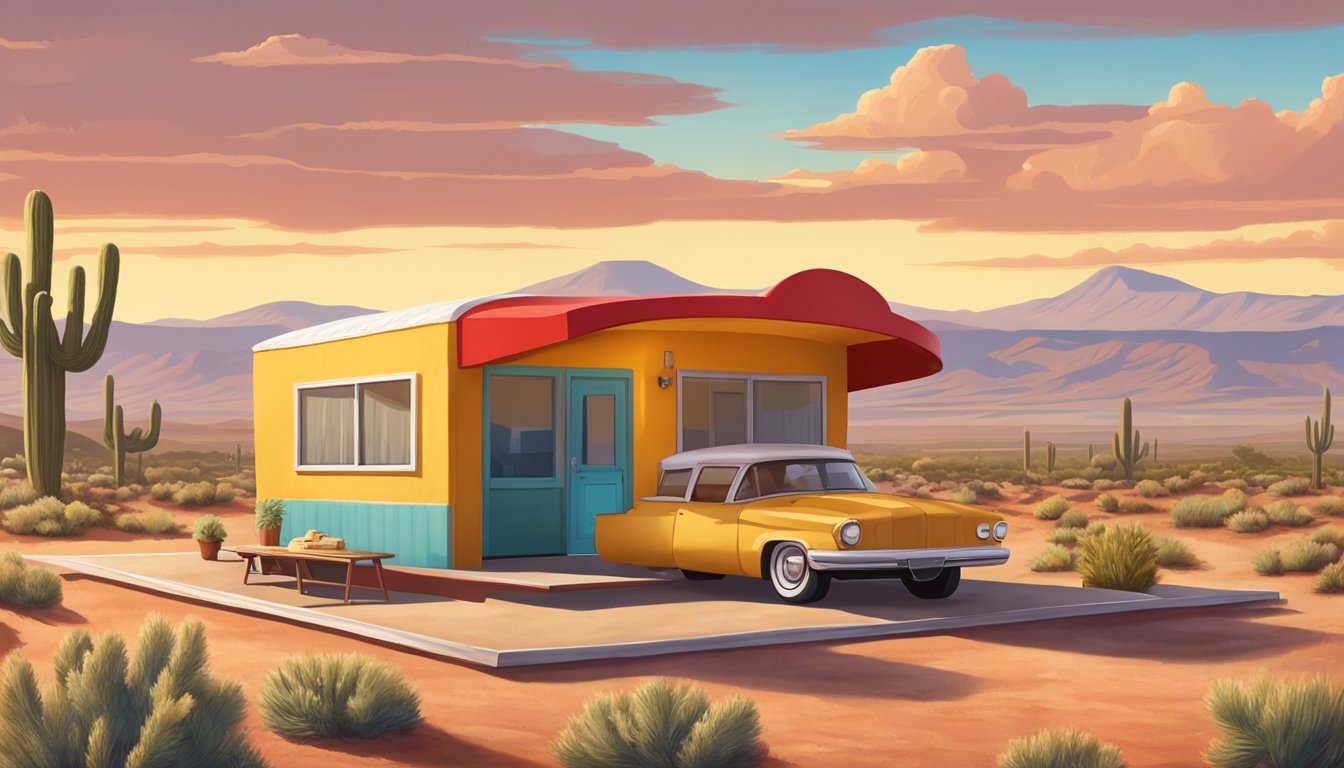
<box><xmin>0</xmin><ymin>260</ymin><xmax>1338</xmax><ymax>449</ymax></box>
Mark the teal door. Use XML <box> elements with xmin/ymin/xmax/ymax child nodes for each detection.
<box><xmin>484</xmin><ymin>370</ymin><xmax>564</xmax><ymax>557</ymax></box>
<box><xmin>566</xmin><ymin>374</ymin><xmax>631</xmax><ymax>554</ymax></box>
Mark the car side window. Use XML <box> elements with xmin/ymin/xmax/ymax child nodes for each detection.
<box><xmin>734</xmin><ymin>467</ymin><xmax>758</xmax><ymax>501</ymax></box>
<box><xmin>691</xmin><ymin>466</ymin><xmax>739</xmax><ymax>503</ymax></box>
<box><xmin>657</xmin><ymin>468</ymin><xmax>693</xmax><ymax>498</ymax></box>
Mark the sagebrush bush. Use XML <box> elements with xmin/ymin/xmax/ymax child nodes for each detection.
<box><xmin>1221</xmin><ymin>488</ymin><xmax>1248</xmax><ymax>514</ymax></box>
<box><xmin>85</xmin><ymin>473</ymin><xmax>115</xmax><ymax>489</ymax></box>
<box><xmin>144</xmin><ymin>466</ymin><xmax>200</xmax><ymax>484</ymax></box>
<box><xmin>999</xmin><ymin>728</ymin><xmax>1126</xmax><ymax>768</ymax></box>
<box><xmin>1046</xmin><ymin>529</ymin><xmax>1083</xmax><ymax>547</ymax></box>
<box><xmin>1170</xmin><ymin>495</ymin><xmax>1234</xmax><ymax>528</ymax></box>
<box><xmin>1084</xmin><ymin>521</ymin><xmax>1107</xmax><ymax>538</ymax></box>
<box><xmin>1060</xmin><ymin>478</ymin><xmax>1092</xmax><ymax>490</ymax></box>
<box><xmin>1310</xmin><ymin>525</ymin><xmax>1344</xmax><ymax>550</ymax></box>
<box><xmin>1155</xmin><ymin>537</ymin><xmax>1199</xmax><ymax>568</ymax></box>
<box><xmin>1315</xmin><ymin>496</ymin><xmax>1344</xmax><ymax>516</ymax></box>
<box><xmin>0</xmin><ymin>550</ymin><xmax>62</xmax><ymax>607</ymax></box>
<box><xmin>1091</xmin><ymin>455</ymin><xmax>1119</xmax><ymax>470</ymax></box>
<box><xmin>115</xmin><ymin>508</ymin><xmax>182</xmax><ymax>534</ymax></box>
<box><xmin>1253</xmin><ymin>548</ymin><xmax>1284</xmax><ymax>575</ymax></box>
<box><xmin>1057</xmin><ymin>509</ymin><xmax>1090</xmax><ymax>530</ymax></box>
<box><xmin>552</xmin><ymin>678</ymin><xmax>764</xmax><ymax>768</ymax></box>
<box><xmin>0</xmin><ymin>482</ymin><xmax>38</xmax><ymax>510</ymax></box>
<box><xmin>1078</xmin><ymin>522</ymin><xmax>1159</xmax><ymax>592</ymax></box>
<box><xmin>150</xmin><ymin>481</ymin><xmax>178</xmax><ymax>501</ymax></box>
<box><xmin>1249</xmin><ymin>473</ymin><xmax>1283</xmax><ymax>488</ymax></box>
<box><xmin>259</xmin><ymin>653</ymin><xmax>421</xmax><ymax>739</ymax></box>
<box><xmin>1220</xmin><ymin>479</ymin><xmax>1250</xmax><ymax>491</ymax></box>
<box><xmin>1117</xmin><ymin>500</ymin><xmax>1155</xmax><ymax>514</ymax></box>
<box><xmin>1267</xmin><ymin>477</ymin><xmax>1313</xmax><ymax>497</ymax></box>
<box><xmin>1265</xmin><ymin>499</ymin><xmax>1313</xmax><ymax>527</ymax></box>
<box><xmin>1034</xmin><ymin>496</ymin><xmax>1071</xmax><ymax>521</ymax></box>
<box><xmin>0</xmin><ymin>455</ymin><xmax>25</xmax><ymax>472</ymax></box>
<box><xmin>1135</xmin><ymin>480</ymin><xmax>1168</xmax><ymax>498</ymax></box>
<box><xmin>946</xmin><ymin>487</ymin><xmax>978</xmax><ymax>504</ymax></box>
<box><xmin>1030</xmin><ymin>545</ymin><xmax>1076</xmax><ymax>572</ymax></box>
<box><xmin>0</xmin><ymin>614</ymin><xmax>265</xmax><ymax>766</ymax></box>
<box><xmin>1096</xmin><ymin>493</ymin><xmax>1119</xmax><ymax>513</ymax></box>
<box><xmin>173</xmin><ymin>481</ymin><xmax>234</xmax><ymax>507</ymax></box>
<box><xmin>3</xmin><ymin>497</ymin><xmax>102</xmax><ymax>536</ymax></box>
<box><xmin>1316</xmin><ymin>563</ymin><xmax>1344</xmax><ymax>594</ymax></box>
<box><xmin>1203</xmin><ymin>673</ymin><xmax>1344</xmax><ymax>768</ymax></box>
<box><xmin>1280</xmin><ymin>540</ymin><xmax>1339</xmax><ymax>572</ymax></box>
<box><xmin>1226</xmin><ymin>510</ymin><xmax>1270</xmax><ymax>534</ymax></box>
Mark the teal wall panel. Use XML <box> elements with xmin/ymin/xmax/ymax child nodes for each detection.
<box><xmin>485</xmin><ymin>488</ymin><xmax>564</xmax><ymax>557</ymax></box>
<box><xmin>280</xmin><ymin>500</ymin><xmax>452</xmax><ymax>569</ymax></box>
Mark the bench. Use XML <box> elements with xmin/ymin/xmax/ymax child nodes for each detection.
<box><xmin>229</xmin><ymin>546</ymin><xmax>394</xmax><ymax>604</ymax></box>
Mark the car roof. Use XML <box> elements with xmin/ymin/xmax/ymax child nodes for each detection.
<box><xmin>660</xmin><ymin>443</ymin><xmax>856</xmax><ymax>471</ymax></box>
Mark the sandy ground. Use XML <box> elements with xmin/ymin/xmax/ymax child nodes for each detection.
<box><xmin>1</xmin><ymin>483</ymin><xmax>1342</xmax><ymax>767</ymax></box>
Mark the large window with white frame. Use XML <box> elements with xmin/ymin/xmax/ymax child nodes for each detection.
<box><xmin>679</xmin><ymin>372</ymin><xmax>824</xmax><ymax>450</ymax></box>
<box><xmin>296</xmin><ymin>373</ymin><xmax>417</xmax><ymax>470</ymax></box>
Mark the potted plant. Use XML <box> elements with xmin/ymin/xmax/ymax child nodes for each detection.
<box><xmin>193</xmin><ymin>513</ymin><xmax>227</xmax><ymax>560</ymax></box>
<box><xmin>255</xmin><ymin>498</ymin><xmax>285</xmax><ymax>546</ymax></box>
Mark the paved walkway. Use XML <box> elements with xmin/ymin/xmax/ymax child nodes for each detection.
<box><xmin>33</xmin><ymin>552</ymin><xmax>1281</xmax><ymax>668</ymax></box>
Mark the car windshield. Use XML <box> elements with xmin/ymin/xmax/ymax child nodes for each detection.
<box><xmin>737</xmin><ymin>460</ymin><xmax>874</xmax><ymax>500</ymax></box>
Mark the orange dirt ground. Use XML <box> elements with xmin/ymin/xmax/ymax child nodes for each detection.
<box><xmin>1</xmin><ymin>486</ymin><xmax>1342</xmax><ymax>767</ymax></box>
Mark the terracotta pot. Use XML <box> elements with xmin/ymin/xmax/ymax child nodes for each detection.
<box><xmin>197</xmin><ymin>539</ymin><xmax>222</xmax><ymax>560</ymax></box>
<box><xmin>258</xmin><ymin>527</ymin><xmax>281</xmax><ymax>547</ymax></box>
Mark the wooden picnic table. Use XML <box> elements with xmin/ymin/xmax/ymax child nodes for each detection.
<box><xmin>229</xmin><ymin>545</ymin><xmax>394</xmax><ymax>604</ymax></box>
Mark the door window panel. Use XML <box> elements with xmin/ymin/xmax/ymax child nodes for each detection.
<box><xmin>583</xmin><ymin>393</ymin><xmax>616</xmax><ymax>465</ymax></box>
<box><xmin>490</xmin><ymin>376</ymin><xmax>555</xmax><ymax>478</ymax></box>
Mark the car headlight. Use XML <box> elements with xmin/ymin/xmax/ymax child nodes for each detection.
<box><xmin>838</xmin><ymin>520</ymin><xmax>862</xmax><ymax>547</ymax></box>
<box><xmin>993</xmin><ymin>521</ymin><xmax>1008</xmax><ymax>541</ymax></box>
<box><xmin>976</xmin><ymin>523</ymin><xmax>991</xmax><ymax>540</ymax></box>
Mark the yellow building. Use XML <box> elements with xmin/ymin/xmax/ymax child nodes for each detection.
<box><xmin>251</xmin><ymin>269</ymin><xmax>941</xmax><ymax>569</ymax></box>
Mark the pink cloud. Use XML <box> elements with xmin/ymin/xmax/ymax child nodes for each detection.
<box><xmin>782</xmin><ymin>45</ymin><xmax>1144</xmax><ymax>151</ymax></box>
<box><xmin>772</xmin><ymin>151</ymin><xmax>967</xmax><ymax>188</ymax></box>
<box><xmin>193</xmin><ymin>33</ymin><xmax>563</xmax><ymax>70</ymax></box>
<box><xmin>0</xmin><ymin>37</ymin><xmax>50</xmax><ymax>50</ymax></box>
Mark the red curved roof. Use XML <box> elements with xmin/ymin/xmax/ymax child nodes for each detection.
<box><xmin>457</xmin><ymin>269</ymin><xmax>942</xmax><ymax>391</ymax></box>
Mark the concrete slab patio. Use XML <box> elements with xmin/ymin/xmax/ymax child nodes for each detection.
<box><xmin>32</xmin><ymin>552</ymin><xmax>1281</xmax><ymax>669</ymax></box>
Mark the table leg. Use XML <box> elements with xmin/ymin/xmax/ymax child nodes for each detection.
<box><xmin>374</xmin><ymin>560</ymin><xmax>388</xmax><ymax>601</ymax></box>
<box><xmin>295</xmin><ymin>560</ymin><xmax>305</xmax><ymax>595</ymax></box>
<box><xmin>343</xmin><ymin>561</ymin><xmax>354</xmax><ymax>604</ymax></box>
<box><xmin>242</xmin><ymin>556</ymin><xmax>252</xmax><ymax>585</ymax></box>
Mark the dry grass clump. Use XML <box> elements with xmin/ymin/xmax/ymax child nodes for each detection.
<box><xmin>1046</xmin><ymin>529</ymin><xmax>1083</xmax><ymax>547</ymax></box>
<box><xmin>1315</xmin><ymin>563</ymin><xmax>1344</xmax><ymax>594</ymax></box>
<box><xmin>1310</xmin><ymin>525</ymin><xmax>1344</xmax><ymax>550</ymax></box>
<box><xmin>1203</xmin><ymin>673</ymin><xmax>1344</xmax><ymax>768</ymax></box>
<box><xmin>1117</xmin><ymin>499</ymin><xmax>1155</xmax><ymax>514</ymax></box>
<box><xmin>1170</xmin><ymin>495</ymin><xmax>1234</xmax><ymax>528</ymax></box>
<box><xmin>1034</xmin><ymin>496</ymin><xmax>1072</xmax><ymax>521</ymax></box>
<box><xmin>114</xmin><ymin>507</ymin><xmax>182</xmax><ymax>534</ymax></box>
<box><xmin>1226</xmin><ymin>509</ymin><xmax>1270</xmax><ymax>534</ymax></box>
<box><xmin>1313</xmin><ymin>496</ymin><xmax>1344</xmax><ymax>516</ymax></box>
<box><xmin>259</xmin><ymin>653</ymin><xmax>422</xmax><ymax>739</ymax></box>
<box><xmin>1135</xmin><ymin>480</ymin><xmax>1168</xmax><ymax>498</ymax></box>
<box><xmin>1253</xmin><ymin>548</ymin><xmax>1284</xmax><ymax>575</ymax></box>
<box><xmin>1265</xmin><ymin>499</ymin><xmax>1313</xmax><ymax>527</ymax></box>
<box><xmin>1155</xmin><ymin>537</ymin><xmax>1199</xmax><ymax>569</ymax></box>
<box><xmin>1060</xmin><ymin>478</ymin><xmax>1093</xmax><ymax>489</ymax></box>
<box><xmin>2</xmin><ymin>497</ymin><xmax>102</xmax><ymax>536</ymax></box>
<box><xmin>1029</xmin><ymin>545</ymin><xmax>1076</xmax><ymax>572</ymax></box>
<box><xmin>1056</xmin><ymin>509</ymin><xmax>1090</xmax><ymax>530</ymax></box>
<box><xmin>1267</xmin><ymin>477</ymin><xmax>1313</xmax><ymax>497</ymax></box>
<box><xmin>1281</xmin><ymin>540</ymin><xmax>1340</xmax><ymax>572</ymax></box>
<box><xmin>998</xmin><ymin>728</ymin><xmax>1126</xmax><ymax>768</ymax></box>
<box><xmin>1096</xmin><ymin>493</ymin><xmax>1119</xmax><ymax>513</ymax></box>
<box><xmin>0</xmin><ymin>550</ymin><xmax>62</xmax><ymax>607</ymax></box>
<box><xmin>1077</xmin><ymin>522</ymin><xmax>1159</xmax><ymax>592</ymax></box>
<box><xmin>0</xmin><ymin>482</ymin><xmax>39</xmax><ymax>510</ymax></box>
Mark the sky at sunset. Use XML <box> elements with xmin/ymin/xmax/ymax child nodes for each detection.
<box><xmin>1</xmin><ymin>3</ymin><xmax>1342</xmax><ymax>322</ymax></box>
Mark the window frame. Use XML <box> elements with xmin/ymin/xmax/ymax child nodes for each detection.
<box><xmin>293</xmin><ymin>372</ymin><xmax>419</xmax><ymax>472</ymax></box>
<box><xmin>676</xmin><ymin>370</ymin><xmax>827</xmax><ymax>452</ymax></box>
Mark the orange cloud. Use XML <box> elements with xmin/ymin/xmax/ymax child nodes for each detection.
<box><xmin>782</xmin><ymin>45</ymin><xmax>1143</xmax><ymax>151</ymax></box>
<box><xmin>0</xmin><ymin>37</ymin><xmax>50</xmax><ymax>50</ymax></box>
<box><xmin>193</xmin><ymin>33</ymin><xmax>563</xmax><ymax>70</ymax></box>
<box><xmin>936</xmin><ymin>221</ymin><xmax>1344</xmax><ymax>268</ymax></box>
<box><xmin>771</xmin><ymin>151</ymin><xmax>967</xmax><ymax>188</ymax></box>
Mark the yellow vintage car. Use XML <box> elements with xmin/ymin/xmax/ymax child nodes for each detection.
<box><xmin>596</xmin><ymin>445</ymin><xmax>1010</xmax><ymax>603</ymax></box>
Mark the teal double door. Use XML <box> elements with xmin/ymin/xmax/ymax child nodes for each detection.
<box><xmin>483</xmin><ymin>367</ymin><xmax>632</xmax><ymax>558</ymax></box>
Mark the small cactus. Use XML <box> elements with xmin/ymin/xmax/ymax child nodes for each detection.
<box><xmin>1306</xmin><ymin>387</ymin><xmax>1334</xmax><ymax>490</ymax></box>
<box><xmin>234</xmin><ymin>443</ymin><xmax>242</xmax><ymax>475</ymax></box>
<box><xmin>1023</xmin><ymin>429</ymin><xmax>1032</xmax><ymax>472</ymax></box>
<box><xmin>1153</xmin><ymin>437</ymin><xmax>1159</xmax><ymax>465</ymax></box>
<box><xmin>102</xmin><ymin>374</ymin><xmax>161</xmax><ymax>488</ymax></box>
<box><xmin>1046</xmin><ymin>441</ymin><xmax>1057</xmax><ymax>476</ymax></box>
<box><xmin>1112</xmin><ymin>398</ymin><xmax>1149</xmax><ymax>480</ymax></box>
<box><xmin>1087</xmin><ymin>444</ymin><xmax>1094</xmax><ymax>463</ymax></box>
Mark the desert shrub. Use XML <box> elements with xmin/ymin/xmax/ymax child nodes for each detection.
<box><xmin>1117</xmin><ymin>500</ymin><xmax>1155</xmax><ymax>514</ymax></box>
<box><xmin>1265</xmin><ymin>500</ymin><xmax>1313</xmax><ymax>527</ymax></box>
<box><xmin>0</xmin><ymin>455</ymin><xmax>25</xmax><ymax>472</ymax></box>
<box><xmin>0</xmin><ymin>614</ymin><xmax>264</xmax><ymax>766</ymax></box>
<box><xmin>1046</xmin><ymin>529</ymin><xmax>1083</xmax><ymax>547</ymax></box>
<box><xmin>866</xmin><ymin>467</ymin><xmax>891</xmax><ymax>483</ymax></box>
<box><xmin>1171</xmin><ymin>495</ymin><xmax>1234</xmax><ymax>528</ymax></box>
<box><xmin>0</xmin><ymin>483</ymin><xmax>38</xmax><ymax>510</ymax></box>
<box><xmin>1253</xmin><ymin>548</ymin><xmax>1284</xmax><ymax>575</ymax></box>
<box><xmin>1090</xmin><ymin>454</ymin><xmax>1119</xmax><ymax>470</ymax></box>
<box><xmin>1135</xmin><ymin>480</ymin><xmax>1168</xmax><ymax>498</ymax></box>
<box><xmin>1226</xmin><ymin>510</ymin><xmax>1271</xmax><ymax>533</ymax></box>
<box><xmin>1316</xmin><ymin>563</ymin><xmax>1344</xmax><ymax>594</ymax></box>
<box><xmin>1164</xmin><ymin>475</ymin><xmax>1200</xmax><ymax>493</ymax></box>
<box><xmin>552</xmin><ymin>678</ymin><xmax>764</xmax><ymax>768</ymax></box>
<box><xmin>144</xmin><ymin>466</ymin><xmax>201</xmax><ymax>484</ymax></box>
<box><xmin>1220</xmin><ymin>478</ymin><xmax>1250</xmax><ymax>491</ymax></box>
<box><xmin>1029</xmin><ymin>545</ymin><xmax>1076</xmax><ymax>572</ymax></box>
<box><xmin>1221</xmin><ymin>489</ymin><xmax>1248</xmax><ymax>515</ymax></box>
<box><xmin>964</xmin><ymin>479</ymin><xmax>1001</xmax><ymax>498</ymax></box>
<box><xmin>1280</xmin><ymin>540</ymin><xmax>1340</xmax><ymax>573</ymax></box>
<box><xmin>85</xmin><ymin>473</ymin><xmax>115</xmax><ymax>489</ymax></box>
<box><xmin>259</xmin><ymin>653</ymin><xmax>421</xmax><ymax>739</ymax></box>
<box><xmin>1203</xmin><ymin>673</ymin><xmax>1344</xmax><ymax>768</ymax></box>
<box><xmin>1060</xmin><ymin>478</ymin><xmax>1092</xmax><ymax>490</ymax></box>
<box><xmin>214</xmin><ymin>473</ymin><xmax>256</xmax><ymax>494</ymax></box>
<box><xmin>192</xmin><ymin>514</ymin><xmax>228</xmax><ymax>542</ymax></box>
<box><xmin>1155</xmin><ymin>537</ymin><xmax>1199</xmax><ymax>569</ymax></box>
<box><xmin>0</xmin><ymin>551</ymin><xmax>62</xmax><ymax>607</ymax></box>
<box><xmin>150</xmin><ymin>481</ymin><xmax>179</xmax><ymax>501</ymax></box>
<box><xmin>1310</xmin><ymin>526</ymin><xmax>1344</xmax><ymax>550</ymax></box>
<box><xmin>1096</xmin><ymin>493</ymin><xmax>1119</xmax><ymax>513</ymax></box>
<box><xmin>1091</xmin><ymin>479</ymin><xmax>1117</xmax><ymax>491</ymax></box>
<box><xmin>1034</xmin><ymin>496</ymin><xmax>1071</xmax><ymax>521</ymax></box>
<box><xmin>3</xmin><ymin>497</ymin><xmax>102</xmax><ymax>536</ymax></box>
<box><xmin>1078</xmin><ymin>522</ymin><xmax>1159</xmax><ymax>592</ymax></box>
<box><xmin>946</xmin><ymin>487</ymin><xmax>978</xmax><ymax>504</ymax></box>
<box><xmin>115</xmin><ymin>507</ymin><xmax>182</xmax><ymax>534</ymax></box>
<box><xmin>172</xmin><ymin>480</ymin><xmax>231</xmax><ymax>506</ymax></box>
<box><xmin>1084</xmin><ymin>521</ymin><xmax>1107</xmax><ymax>538</ymax></box>
<box><xmin>999</xmin><ymin>728</ymin><xmax>1126</xmax><ymax>768</ymax></box>
<box><xmin>1314</xmin><ymin>496</ymin><xmax>1344</xmax><ymax>517</ymax></box>
<box><xmin>1267</xmin><ymin>477</ymin><xmax>1313</xmax><ymax>497</ymax></box>
<box><xmin>1057</xmin><ymin>509</ymin><xmax>1090</xmax><ymax>529</ymax></box>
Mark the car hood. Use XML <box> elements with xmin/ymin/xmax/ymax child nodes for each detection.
<box><xmin>743</xmin><ymin>492</ymin><xmax>982</xmax><ymax>518</ymax></box>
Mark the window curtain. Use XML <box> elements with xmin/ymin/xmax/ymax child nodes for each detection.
<box><xmin>753</xmin><ymin>381</ymin><xmax>823</xmax><ymax>445</ymax></box>
<box><xmin>300</xmin><ymin>386</ymin><xmax>355</xmax><ymax>465</ymax></box>
<box><xmin>361</xmin><ymin>381</ymin><xmax>412</xmax><ymax>465</ymax></box>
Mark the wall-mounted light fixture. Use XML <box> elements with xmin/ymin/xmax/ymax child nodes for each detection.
<box><xmin>658</xmin><ymin>350</ymin><xmax>675</xmax><ymax>389</ymax></box>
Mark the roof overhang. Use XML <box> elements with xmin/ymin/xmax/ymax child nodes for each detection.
<box><xmin>458</xmin><ymin>269</ymin><xmax>942</xmax><ymax>392</ymax></box>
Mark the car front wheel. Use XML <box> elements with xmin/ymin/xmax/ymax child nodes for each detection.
<box><xmin>902</xmin><ymin>567</ymin><xmax>961</xmax><ymax>599</ymax></box>
<box><xmin>767</xmin><ymin>543</ymin><xmax>830</xmax><ymax>604</ymax></box>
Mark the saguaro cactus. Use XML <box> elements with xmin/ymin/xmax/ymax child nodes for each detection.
<box><xmin>1087</xmin><ymin>444</ymin><xmax>1095</xmax><ymax>463</ymax></box>
<box><xmin>0</xmin><ymin>191</ymin><xmax>119</xmax><ymax>497</ymax></box>
<box><xmin>1023</xmin><ymin>429</ymin><xmax>1032</xmax><ymax>472</ymax></box>
<box><xmin>103</xmin><ymin>375</ymin><xmax>161</xmax><ymax>488</ymax></box>
<box><xmin>234</xmin><ymin>443</ymin><xmax>242</xmax><ymax>475</ymax></box>
<box><xmin>1112</xmin><ymin>398</ymin><xmax>1149</xmax><ymax>480</ymax></box>
<box><xmin>1306</xmin><ymin>386</ymin><xmax>1334</xmax><ymax>490</ymax></box>
<box><xmin>1046</xmin><ymin>442</ymin><xmax>1057</xmax><ymax>476</ymax></box>
<box><xmin>1153</xmin><ymin>438</ymin><xmax>1159</xmax><ymax>465</ymax></box>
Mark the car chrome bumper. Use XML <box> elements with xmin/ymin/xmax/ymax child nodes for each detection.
<box><xmin>806</xmin><ymin>546</ymin><xmax>1010</xmax><ymax>572</ymax></box>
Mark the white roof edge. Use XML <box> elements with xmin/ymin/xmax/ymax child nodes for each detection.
<box><xmin>661</xmin><ymin>443</ymin><xmax>855</xmax><ymax>470</ymax></box>
<box><xmin>251</xmin><ymin>293</ymin><xmax>533</xmax><ymax>352</ymax></box>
